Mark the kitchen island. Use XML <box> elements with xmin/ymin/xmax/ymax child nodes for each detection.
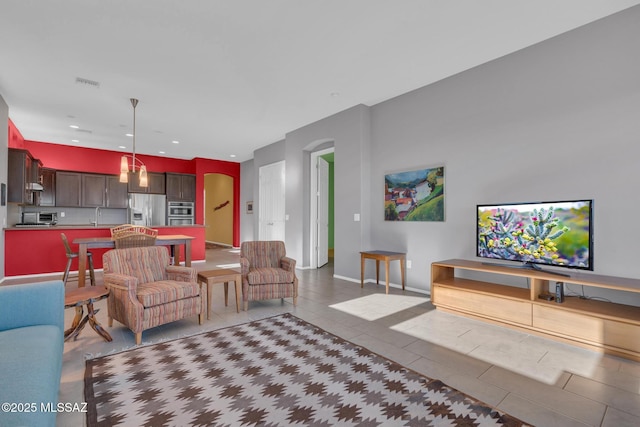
<box><xmin>4</xmin><ymin>225</ymin><xmax>205</xmax><ymax>278</ymax></box>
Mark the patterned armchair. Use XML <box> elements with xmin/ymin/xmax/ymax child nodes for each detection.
<box><xmin>102</xmin><ymin>246</ymin><xmax>203</xmax><ymax>345</ymax></box>
<box><xmin>240</xmin><ymin>241</ymin><xmax>298</xmax><ymax>310</ymax></box>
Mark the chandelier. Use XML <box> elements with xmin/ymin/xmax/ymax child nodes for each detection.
<box><xmin>119</xmin><ymin>98</ymin><xmax>148</xmax><ymax>187</ymax></box>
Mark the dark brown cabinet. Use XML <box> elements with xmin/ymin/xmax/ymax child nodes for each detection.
<box><xmin>106</xmin><ymin>176</ymin><xmax>128</xmax><ymax>208</ymax></box>
<box><xmin>127</xmin><ymin>172</ymin><xmax>165</xmax><ymax>194</ymax></box>
<box><xmin>55</xmin><ymin>172</ymin><xmax>127</xmax><ymax>208</ymax></box>
<box><xmin>81</xmin><ymin>174</ymin><xmax>106</xmax><ymax>207</ymax></box>
<box><xmin>39</xmin><ymin>168</ymin><xmax>56</xmax><ymax>207</ymax></box>
<box><xmin>166</xmin><ymin>173</ymin><xmax>196</xmax><ymax>202</ymax></box>
<box><xmin>7</xmin><ymin>148</ymin><xmax>41</xmax><ymax>204</ymax></box>
<box><xmin>55</xmin><ymin>171</ymin><xmax>82</xmax><ymax>207</ymax></box>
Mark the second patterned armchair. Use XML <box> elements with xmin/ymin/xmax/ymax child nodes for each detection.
<box><xmin>102</xmin><ymin>246</ymin><xmax>203</xmax><ymax>344</ymax></box>
<box><xmin>239</xmin><ymin>241</ymin><xmax>298</xmax><ymax>310</ymax></box>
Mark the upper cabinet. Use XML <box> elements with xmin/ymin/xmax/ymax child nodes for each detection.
<box><xmin>166</xmin><ymin>173</ymin><xmax>196</xmax><ymax>202</ymax></box>
<box><xmin>127</xmin><ymin>172</ymin><xmax>165</xmax><ymax>194</ymax></box>
<box><xmin>54</xmin><ymin>172</ymin><xmax>128</xmax><ymax>208</ymax></box>
<box><xmin>81</xmin><ymin>174</ymin><xmax>106</xmax><ymax>207</ymax></box>
<box><xmin>55</xmin><ymin>171</ymin><xmax>82</xmax><ymax>207</ymax></box>
<box><xmin>7</xmin><ymin>148</ymin><xmax>42</xmax><ymax>205</ymax></box>
<box><xmin>106</xmin><ymin>176</ymin><xmax>128</xmax><ymax>208</ymax></box>
<box><xmin>39</xmin><ymin>168</ymin><xmax>56</xmax><ymax>207</ymax></box>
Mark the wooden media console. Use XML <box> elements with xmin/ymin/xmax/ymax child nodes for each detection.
<box><xmin>431</xmin><ymin>259</ymin><xmax>640</xmax><ymax>361</ymax></box>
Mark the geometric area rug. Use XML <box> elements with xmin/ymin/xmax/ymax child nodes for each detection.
<box><xmin>85</xmin><ymin>313</ymin><xmax>532</xmax><ymax>426</ymax></box>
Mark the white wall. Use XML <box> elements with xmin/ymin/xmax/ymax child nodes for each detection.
<box><xmin>246</xmin><ymin>5</ymin><xmax>640</xmax><ymax>304</ymax></box>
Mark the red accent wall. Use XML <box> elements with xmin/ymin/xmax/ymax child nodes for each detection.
<box><xmin>24</xmin><ymin>140</ymin><xmax>194</xmax><ymax>174</ymax></box>
<box><xmin>194</xmin><ymin>157</ymin><xmax>241</xmax><ymax>246</ymax></box>
<box><xmin>8</xmin><ymin>119</ymin><xmax>25</xmax><ymax>148</ymax></box>
<box><xmin>19</xmin><ymin>139</ymin><xmax>241</xmax><ymax>247</ymax></box>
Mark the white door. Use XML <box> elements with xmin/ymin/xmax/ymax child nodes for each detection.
<box><xmin>317</xmin><ymin>157</ymin><xmax>329</xmax><ymax>267</ymax></box>
<box><xmin>259</xmin><ymin>161</ymin><xmax>286</xmax><ymax>241</ymax></box>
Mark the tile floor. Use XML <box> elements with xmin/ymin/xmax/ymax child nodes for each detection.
<box><xmin>19</xmin><ymin>247</ymin><xmax>640</xmax><ymax>426</ymax></box>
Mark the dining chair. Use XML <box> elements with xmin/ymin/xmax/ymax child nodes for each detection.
<box><xmin>113</xmin><ymin>226</ymin><xmax>158</xmax><ymax>249</ymax></box>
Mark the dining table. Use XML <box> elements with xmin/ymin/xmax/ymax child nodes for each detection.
<box><xmin>73</xmin><ymin>234</ymin><xmax>195</xmax><ymax>287</ymax></box>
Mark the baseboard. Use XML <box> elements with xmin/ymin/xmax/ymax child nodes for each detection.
<box><xmin>332</xmin><ymin>274</ymin><xmax>430</xmax><ymax>296</ymax></box>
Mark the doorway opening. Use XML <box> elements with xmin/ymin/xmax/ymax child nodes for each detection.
<box><xmin>310</xmin><ymin>148</ymin><xmax>334</xmax><ymax>269</ymax></box>
<box><xmin>204</xmin><ymin>173</ymin><xmax>234</xmax><ymax>247</ymax></box>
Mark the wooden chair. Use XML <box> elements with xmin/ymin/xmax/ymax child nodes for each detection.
<box><xmin>61</xmin><ymin>233</ymin><xmax>96</xmax><ymax>286</ymax></box>
<box><xmin>112</xmin><ymin>225</ymin><xmax>158</xmax><ymax>249</ymax></box>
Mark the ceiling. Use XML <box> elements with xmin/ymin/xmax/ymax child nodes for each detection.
<box><xmin>1</xmin><ymin>1</ymin><xmax>638</xmax><ymax>163</ymax></box>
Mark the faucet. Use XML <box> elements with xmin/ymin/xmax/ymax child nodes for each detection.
<box><xmin>93</xmin><ymin>206</ymin><xmax>101</xmax><ymax>227</ymax></box>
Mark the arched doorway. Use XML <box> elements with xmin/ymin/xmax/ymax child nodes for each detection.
<box><xmin>204</xmin><ymin>173</ymin><xmax>234</xmax><ymax>246</ymax></box>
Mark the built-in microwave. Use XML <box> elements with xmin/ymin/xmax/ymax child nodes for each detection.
<box><xmin>168</xmin><ymin>201</ymin><xmax>194</xmax><ymax>217</ymax></box>
<box><xmin>21</xmin><ymin>211</ymin><xmax>57</xmax><ymax>225</ymax></box>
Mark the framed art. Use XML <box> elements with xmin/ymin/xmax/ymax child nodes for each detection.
<box><xmin>384</xmin><ymin>165</ymin><xmax>444</xmax><ymax>221</ymax></box>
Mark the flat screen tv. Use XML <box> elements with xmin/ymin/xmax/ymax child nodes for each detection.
<box><xmin>477</xmin><ymin>200</ymin><xmax>593</xmax><ymax>271</ymax></box>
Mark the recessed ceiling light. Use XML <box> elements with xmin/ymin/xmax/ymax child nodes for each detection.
<box><xmin>69</xmin><ymin>125</ymin><xmax>79</xmax><ymax>129</ymax></box>
<box><xmin>118</xmin><ymin>145</ymin><xmax>126</xmax><ymax>149</ymax></box>
<box><xmin>125</xmin><ymin>133</ymin><xmax>133</xmax><ymax>137</ymax></box>
<box><xmin>330</xmin><ymin>92</ymin><xmax>340</xmax><ymax>97</ymax></box>
<box><xmin>159</xmin><ymin>151</ymin><xmax>165</xmax><ymax>154</ymax></box>
<box><xmin>230</xmin><ymin>154</ymin><xmax>236</xmax><ymax>158</ymax></box>
<box><xmin>172</xmin><ymin>140</ymin><xmax>180</xmax><ymax>144</ymax></box>
<box><xmin>71</xmin><ymin>139</ymin><xmax>79</xmax><ymax>143</ymax></box>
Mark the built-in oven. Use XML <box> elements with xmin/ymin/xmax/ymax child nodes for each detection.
<box><xmin>168</xmin><ymin>217</ymin><xmax>194</xmax><ymax>226</ymax></box>
<box><xmin>167</xmin><ymin>201</ymin><xmax>194</xmax><ymax>225</ymax></box>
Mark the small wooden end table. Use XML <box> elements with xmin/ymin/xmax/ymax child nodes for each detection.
<box><xmin>360</xmin><ymin>250</ymin><xmax>406</xmax><ymax>294</ymax></box>
<box><xmin>64</xmin><ymin>286</ymin><xmax>112</xmax><ymax>342</ymax></box>
<box><xmin>197</xmin><ymin>269</ymin><xmax>242</xmax><ymax>319</ymax></box>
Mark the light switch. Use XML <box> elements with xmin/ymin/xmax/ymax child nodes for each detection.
<box><xmin>285</xmin><ymin>214</ymin><xmax>290</xmax><ymax>221</ymax></box>
<box><xmin>354</xmin><ymin>213</ymin><xmax>360</xmax><ymax>222</ymax></box>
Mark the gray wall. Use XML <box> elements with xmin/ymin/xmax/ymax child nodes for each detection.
<box><xmin>369</xmin><ymin>5</ymin><xmax>640</xmax><ymax>302</ymax></box>
<box><xmin>246</xmin><ymin>6</ymin><xmax>640</xmax><ymax>303</ymax></box>
<box><xmin>240</xmin><ymin>159</ymin><xmax>255</xmax><ymax>244</ymax></box>
<box><xmin>0</xmin><ymin>95</ymin><xmax>7</xmax><ymax>281</ymax></box>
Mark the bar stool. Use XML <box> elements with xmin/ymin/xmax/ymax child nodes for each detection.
<box><xmin>61</xmin><ymin>233</ymin><xmax>96</xmax><ymax>286</ymax></box>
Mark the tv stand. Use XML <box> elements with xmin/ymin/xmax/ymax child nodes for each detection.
<box><xmin>431</xmin><ymin>259</ymin><xmax>640</xmax><ymax>362</ymax></box>
<box><xmin>481</xmin><ymin>261</ymin><xmax>571</xmax><ymax>277</ymax></box>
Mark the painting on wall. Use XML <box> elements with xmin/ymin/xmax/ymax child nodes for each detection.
<box><xmin>384</xmin><ymin>166</ymin><xmax>445</xmax><ymax>221</ymax></box>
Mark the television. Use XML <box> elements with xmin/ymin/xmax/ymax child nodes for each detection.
<box><xmin>477</xmin><ymin>200</ymin><xmax>593</xmax><ymax>271</ymax></box>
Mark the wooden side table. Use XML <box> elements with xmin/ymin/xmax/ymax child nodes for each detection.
<box><xmin>197</xmin><ymin>269</ymin><xmax>242</xmax><ymax>319</ymax></box>
<box><xmin>64</xmin><ymin>286</ymin><xmax>112</xmax><ymax>342</ymax></box>
<box><xmin>360</xmin><ymin>250</ymin><xmax>406</xmax><ymax>294</ymax></box>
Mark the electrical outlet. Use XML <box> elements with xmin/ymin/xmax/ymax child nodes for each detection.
<box><xmin>60</xmin><ymin>212</ymin><xmax>65</xmax><ymax>217</ymax></box>
<box><xmin>407</xmin><ymin>260</ymin><xmax>412</xmax><ymax>269</ymax></box>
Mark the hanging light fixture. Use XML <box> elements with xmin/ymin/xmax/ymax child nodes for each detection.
<box><xmin>119</xmin><ymin>98</ymin><xmax>148</xmax><ymax>187</ymax></box>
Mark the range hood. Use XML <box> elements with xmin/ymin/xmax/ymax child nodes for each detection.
<box><xmin>26</xmin><ymin>182</ymin><xmax>44</xmax><ymax>191</ymax></box>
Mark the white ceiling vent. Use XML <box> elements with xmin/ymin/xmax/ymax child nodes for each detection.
<box><xmin>75</xmin><ymin>77</ymin><xmax>100</xmax><ymax>88</ymax></box>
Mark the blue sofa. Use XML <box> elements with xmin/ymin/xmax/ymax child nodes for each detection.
<box><xmin>0</xmin><ymin>281</ymin><xmax>64</xmax><ymax>427</ymax></box>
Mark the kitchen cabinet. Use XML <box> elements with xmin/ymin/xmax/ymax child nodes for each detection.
<box><xmin>39</xmin><ymin>168</ymin><xmax>56</xmax><ymax>206</ymax></box>
<box><xmin>81</xmin><ymin>174</ymin><xmax>106</xmax><ymax>207</ymax></box>
<box><xmin>7</xmin><ymin>148</ymin><xmax>41</xmax><ymax>204</ymax></box>
<box><xmin>55</xmin><ymin>171</ymin><xmax>82</xmax><ymax>207</ymax></box>
<box><xmin>55</xmin><ymin>172</ymin><xmax>127</xmax><ymax>208</ymax></box>
<box><xmin>166</xmin><ymin>173</ymin><xmax>196</xmax><ymax>202</ymax></box>
<box><xmin>128</xmin><ymin>172</ymin><xmax>165</xmax><ymax>194</ymax></box>
<box><xmin>106</xmin><ymin>175</ymin><xmax>128</xmax><ymax>208</ymax></box>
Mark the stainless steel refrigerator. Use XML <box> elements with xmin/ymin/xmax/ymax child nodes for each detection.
<box><xmin>128</xmin><ymin>194</ymin><xmax>167</xmax><ymax>226</ymax></box>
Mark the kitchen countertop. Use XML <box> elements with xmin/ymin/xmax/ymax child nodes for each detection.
<box><xmin>4</xmin><ymin>224</ymin><xmax>204</xmax><ymax>231</ymax></box>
